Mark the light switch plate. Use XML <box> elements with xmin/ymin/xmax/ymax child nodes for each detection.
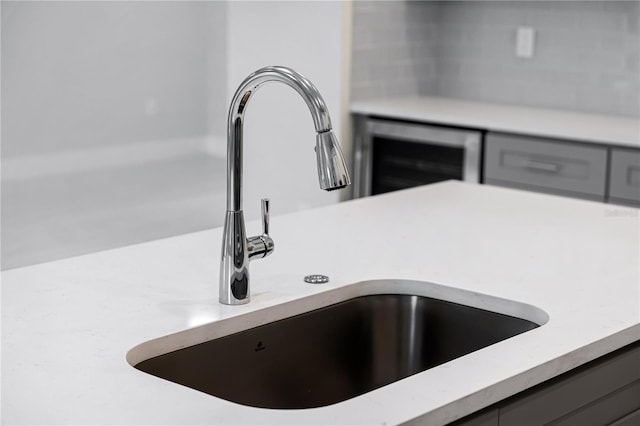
<box><xmin>516</xmin><ymin>26</ymin><xmax>535</xmax><ymax>58</ymax></box>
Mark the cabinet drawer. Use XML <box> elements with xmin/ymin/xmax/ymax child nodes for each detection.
<box><xmin>609</xmin><ymin>148</ymin><xmax>640</xmax><ymax>205</ymax></box>
<box><xmin>610</xmin><ymin>407</ymin><xmax>640</xmax><ymax>426</ymax></box>
<box><xmin>499</xmin><ymin>343</ymin><xmax>640</xmax><ymax>426</ymax></box>
<box><xmin>552</xmin><ymin>380</ymin><xmax>640</xmax><ymax>426</ymax></box>
<box><xmin>449</xmin><ymin>408</ymin><xmax>498</xmax><ymax>426</ymax></box>
<box><xmin>484</xmin><ymin>133</ymin><xmax>607</xmax><ymax>200</ymax></box>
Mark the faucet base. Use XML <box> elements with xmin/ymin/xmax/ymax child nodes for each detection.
<box><xmin>219</xmin><ymin>211</ymin><xmax>250</xmax><ymax>305</ymax></box>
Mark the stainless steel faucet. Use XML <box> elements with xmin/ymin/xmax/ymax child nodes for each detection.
<box><xmin>219</xmin><ymin>66</ymin><xmax>351</xmax><ymax>305</ymax></box>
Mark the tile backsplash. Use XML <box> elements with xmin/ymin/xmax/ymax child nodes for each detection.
<box><xmin>351</xmin><ymin>1</ymin><xmax>440</xmax><ymax>101</ymax></box>
<box><xmin>351</xmin><ymin>1</ymin><xmax>639</xmax><ymax>117</ymax></box>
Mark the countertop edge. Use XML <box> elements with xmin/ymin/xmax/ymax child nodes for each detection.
<box><xmin>2</xmin><ymin>181</ymin><xmax>639</xmax><ymax>425</ymax></box>
<box><xmin>351</xmin><ymin>96</ymin><xmax>640</xmax><ymax>148</ymax></box>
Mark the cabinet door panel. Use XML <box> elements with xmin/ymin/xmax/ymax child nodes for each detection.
<box><xmin>609</xmin><ymin>148</ymin><xmax>640</xmax><ymax>205</ymax></box>
<box><xmin>447</xmin><ymin>408</ymin><xmax>499</xmax><ymax>426</ymax></box>
<box><xmin>484</xmin><ymin>133</ymin><xmax>607</xmax><ymax>200</ymax></box>
<box><xmin>484</xmin><ymin>178</ymin><xmax>604</xmax><ymax>202</ymax></box>
<box><xmin>499</xmin><ymin>344</ymin><xmax>640</xmax><ymax>426</ymax></box>
<box><xmin>609</xmin><ymin>407</ymin><xmax>640</xmax><ymax>426</ymax></box>
<box><xmin>550</xmin><ymin>380</ymin><xmax>640</xmax><ymax>426</ymax></box>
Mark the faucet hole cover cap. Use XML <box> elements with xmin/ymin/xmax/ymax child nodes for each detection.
<box><xmin>304</xmin><ymin>274</ymin><xmax>329</xmax><ymax>284</ymax></box>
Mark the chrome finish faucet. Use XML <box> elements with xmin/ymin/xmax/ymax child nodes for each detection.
<box><xmin>219</xmin><ymin>66</ymin><xmax>350</xmax><ymax>305</ymax></box>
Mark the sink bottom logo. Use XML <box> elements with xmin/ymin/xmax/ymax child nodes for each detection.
<box><xmin>254</xmin><ymin>341</ymin><xmax>266</xmax><ymax>352</ymax></box>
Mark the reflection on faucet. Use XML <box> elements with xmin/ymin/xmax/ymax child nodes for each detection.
<box><xmin>219</xmin><ymin>66</ymin><xmax>350</xmax><ymax>305</ymax></box>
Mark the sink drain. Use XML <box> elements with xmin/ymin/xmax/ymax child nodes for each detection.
<box><xmin>304</xmin><ymin>274</ymin><xmax>329</xmax><ymax>284</ymax></box>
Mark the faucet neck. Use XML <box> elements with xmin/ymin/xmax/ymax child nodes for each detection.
<box><xmin>226</xmin><ymin>66</ymin><xmax>333</xmax><ymax>211</ymax></box>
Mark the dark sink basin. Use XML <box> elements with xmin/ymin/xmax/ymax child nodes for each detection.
<box><xmin>133</xmin><ymin>293</ymin><xmax>540</xmax><ymax>409</ymax></box>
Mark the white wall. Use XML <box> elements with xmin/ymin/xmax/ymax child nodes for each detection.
<box><xmin>226</xmin><ymin>1</ymin><xmax>346</xmax><ymax>221</ymax></box>
<box><xmin>2</xmin><ymin>0</ymin><xmax>347</xmax><ymax>216</ymax></box>
<box><xmin>205</xmin><ymin>2</ymin><xmax>228</xmax><ymax>139</ymax></box>
<box><xmin>1</xmin><ymin>1</ymin><xmax>350</xmax><ymax>269</ymax></box>
<box><xmin>1</xmin><ymin>1</ymin><xmax>224</xmax><ymax>158</ymax></box>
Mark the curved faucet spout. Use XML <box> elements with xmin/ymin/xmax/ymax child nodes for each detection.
<box><xmin>228</xmin><ymin>65</ymin><xmax>333</xmax><ymax>135</ymax></box>
<box><xmin>226</xmin><ymin>65</ymin><xmax>348</xmax><ymax>211</ymax></box>
<box><xmin>220</xmin><ymin>66</ymin><xmax>350</xmax><ymax>305</ymax></box>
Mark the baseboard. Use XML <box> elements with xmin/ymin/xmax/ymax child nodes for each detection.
<box><xmin>2</xmin><ymin>136</ymin><xmax>226</xmax><ymax>182</ymax></box>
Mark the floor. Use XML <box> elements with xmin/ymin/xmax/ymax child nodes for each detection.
<box><xmin>2</xmin><ymin>154</ymin><xmax>227</xmax><ymax>270</ymax></box>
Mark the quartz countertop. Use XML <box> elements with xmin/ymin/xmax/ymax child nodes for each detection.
<box><xmin>2</xmin><ymin>181</ymin><xmax>639</xmax><ymax>425</ymax></box>
<box><xmin>351</xmin><ymin>96</ymin><xmax>640</xmax><ymax>148</ymax></box>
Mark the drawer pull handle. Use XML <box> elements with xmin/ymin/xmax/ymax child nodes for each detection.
<box><xmin>522</xmin><ymin>159</ymin><xmax>561</xmax><ymax>173</ymax></box>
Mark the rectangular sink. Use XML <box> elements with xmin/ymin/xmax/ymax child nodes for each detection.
<box><xmin>129</xmin><ymin>280</ymin><xmax>547</xmax><ymax>409</ymax></box>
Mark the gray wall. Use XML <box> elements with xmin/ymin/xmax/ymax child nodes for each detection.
<box><xmin>351</xmin><ymin>1</ymin><xmax>440</xmax><ymax>101</ymax></box>
<box><xmin>1</xmin><ymin>1</ymin><xmax>226</xmax><ymax>158</ymax></box>
<box><xmin>351</xmin><ymin>1</ymin><xmax>639</xmax><ymax>117</ymax></box>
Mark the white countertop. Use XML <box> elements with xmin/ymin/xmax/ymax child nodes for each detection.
<box><xmin>3</xmin><ymin>181</ymin><xmax>639</xmax><ymax>425</ymax></box>
<box><xmin>351</xmin><ymin>96</ymin><xmax>640</xmax><ymax>148</ymax></box>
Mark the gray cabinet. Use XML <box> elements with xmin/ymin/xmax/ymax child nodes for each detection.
<box><xmin>610</xmin><ymin>408</ymin><xmax>640</xmax><ymax>426</ymax></box>
<box><xmin>450</xmin><ymin>342</ymin><xmax>640</xmax><ymax>426</ymax></box>
<box><xmin>485</xmin><ymin>132</ymin><xmax>640</xmax><ymax>206</ymax></box>
<box><xmin>352</xmin><ymin>114</ymin><xmax>640</xmax><ymax>206</ymax></box>
<box><xmin>484</xmin><ymin>133</ymin><xmax>608</xmax><ymax>201</ymax></box>
<box><xmin>449</xmin><ymin>408</ymin><xmax>498</xmax><ymax>426</ymax></box>
<box><xmin>609</xmin><ymin>148</ymin><xmax>640</xmax><ymax>206</ymax></box>
<box><xmin>499</xmin><ymin>342</ymin><xmax>640</xmax><ymax>426</ymax></box>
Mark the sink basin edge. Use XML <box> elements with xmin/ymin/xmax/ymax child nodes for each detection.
<box><xmin>126</xmin><ymin>279</ymin><xmax>549</xmax><ymax>367</ymax></box>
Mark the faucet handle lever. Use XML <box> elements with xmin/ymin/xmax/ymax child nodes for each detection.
<box><xmin>261</xmin><ymin>198</ymin><xmax>270</xmax><ymax>236</ymax></box>
<box><xmin>247</xmin><ymin>198</ymin><xmax>274</xmax><ymax>261</ymax></box>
